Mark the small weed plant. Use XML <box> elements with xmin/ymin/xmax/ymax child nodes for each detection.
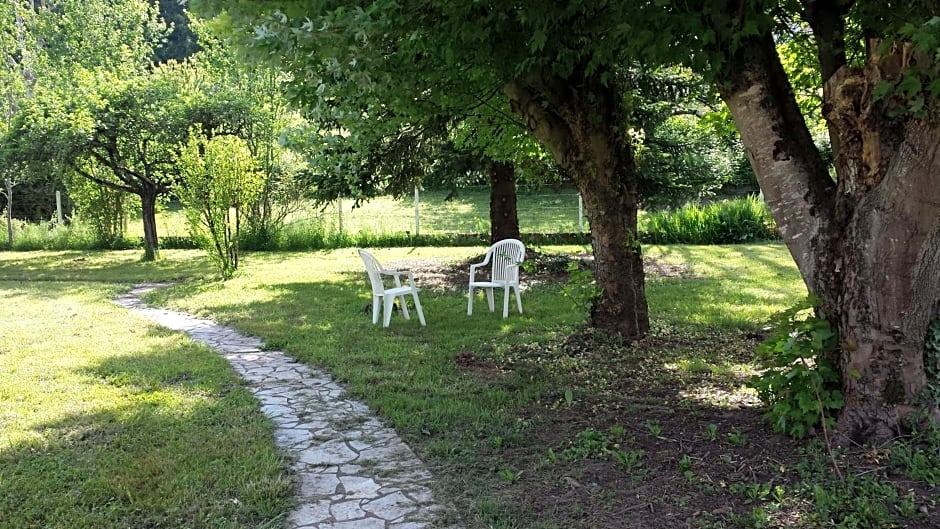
<box><xmin>726</xmin><ymin>429</ymin><xmax>749</xmax><ymax>447</ymax></box>
<box><xmin>560</xmin><ymin>261</ymin><xmax>599</xmax><ymax>314</ymax></box>
<box><xmin>890</xmin><ymin>417</ymin><xmax>940</xmax><ymax>485</ymax></box>
<box><xmin>804</xmin><ymin>472</ymin><xmax>915</xmax><ymax>528</ymax></box>
<box><xmin>749</xmin><ymin>297</ymin><xmax>843</xmax><ymax>438</ymax></box>
<box><xmin>561</xmin><ymin>427</ymin><xmax>645</xmax><ymax>475</ymax></box>
<box><xmin>703</xmin><ymin>423</ymin><xmax>719</xmax><ymax>441</ymax></box>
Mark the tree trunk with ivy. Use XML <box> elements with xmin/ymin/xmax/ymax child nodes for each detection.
<box><xmin>487</xmin><ymin>160</ymin><xmax>520</xmax><ymax>243</ymax></box>
<box><xmin>719</xmin><ymin>25</ymin><xmax>940</xmax><ymax>441</ymax></box>
<box><xmin>505</xmin><ymin>68</ymin><xmax>649</xmax><ymax>339</ymax></box>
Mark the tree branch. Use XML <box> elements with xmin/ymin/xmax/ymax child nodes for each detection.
<box><xmin>503</xmin><ymin>78</ymin><xmax>575</xmax><ymax>166</ymax></box>
<box><xmin>69</xmin><ymin>162</ymin><xmax>136</xmax><ymax>195</ymax></box>
<box><xmin>802</xmin><ymin>0</ymin><xmax>854</xmax><ymax>83</ymax></box>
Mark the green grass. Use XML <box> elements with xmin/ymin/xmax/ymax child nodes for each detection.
<box><xmin>3</xmin><ymin>243</ymin><xmax>937</xmax><ymax>528</ymax></box>
<box><xmin>645</xmin><ymin>243</ymin><xmax>803</xmax><ymax>327</ymax></box>
<box><xmin>133</xmin><ymin>243</ymin><xmax>808</xmax><ymax>525</ymax></box>
<box><xmin>0</xmin><ymin>254</ymin><xmax>290</xmax><ymax>529</ymax></box>
<box><xmin>644</xmin><ymin>195</ymin><xmax>778</xmax><ymax>244</ymax></box>
<box><xmin>1</xmin><ymin>219</ymin><xmax>106</xmax><ymax>251</ymax></box>
<box><xmin>0</xmin><ymin>249</ymin><xmax>212</xmax><ymax>282</ymax></box>
<box><xmin>143</xmin><ymin>247</ymin><xmax>580</xmax><ymax>440</ymax></box>
<box><xmin>129</xmin><ymin>188</ymin><xmax>587</xmax><ymax>239</ymax></box>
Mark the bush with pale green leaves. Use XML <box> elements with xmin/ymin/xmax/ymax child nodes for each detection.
<box><xmin>178</xmin><ymin>132</ymin><xmax>263</xmax><ymax>278</ymax></box>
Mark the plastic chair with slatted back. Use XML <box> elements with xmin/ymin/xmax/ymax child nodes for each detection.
<box><xmin>467</xmin><ymin>238</ymin><xmax>525</xmax><ymax>318</ymax></box>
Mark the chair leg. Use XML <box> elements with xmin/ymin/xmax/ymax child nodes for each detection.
<box><xmin>514</xmin><ymin>285</ymin><xmax>523</xmax><ymax>314</ymax></box>
<box><xmin>485</xmin><ymin>288</ymin><xmax>495</xmax><ymax>313</ymax></box>
<box><xmin>372</xmin><ymin>296</ymin><xmax>381</xmax><ymax>325</ymax></box>
<box><xmin>411</xmin><ymin>292</ymin><xmax>426</xmax><ymax>326</ymax></box>
<box><xmin>467</xmin><ymin>287</ymin><xmax>474</xmax><ymax>315</ymax></box>
<box><xmin>502</xmin><ymin>284</ymin><xmax>510</xmax><ymax>318</ymax></box>
<box><xmin>399</xmin><ymin>294</ymin><xmax>411</xmax><ymax>320</ymax></box>
<box><xmin>383</xmin><ymin>294</ymin><xmax>395</xmax><ymax>327</ymax></box>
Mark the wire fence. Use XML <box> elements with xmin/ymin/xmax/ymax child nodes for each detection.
<box><xmin>314</xmin><ymin>187</ymin><xmax>587</xmax><ymax>237</ymax></box>
<box><xmin>2</xmin><ymin>185</ymin><xmax>587</xmax><ymax>241</ymax></box>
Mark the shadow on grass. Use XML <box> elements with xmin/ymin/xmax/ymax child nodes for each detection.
<box><xmin>0</xmin><ymin>250</ymin><xmax>212</xmax><ymax>283</ymax></box>
<box><xmin>0</xmin><ymin>335</ymin><xmax>290</xmax><ymax>529</ymax></box>
<box><xmin>147</xmin><ymin>276</ymin><xmax>574</xmax><ymax>442</ymax></box>
<box><xmin>123</xmin><ymin>251</ymin><xmax>912</xmax><ymax>528</ymax></box>
<box><xmin>465</xmin><ymin>325</ymin><xmax>939</xmax><ymax>529</ymax></box>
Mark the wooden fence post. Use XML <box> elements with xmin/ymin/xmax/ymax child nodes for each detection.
<box><xmin>578</xmin><ymin>193</ymin><xmax>584</xmax><ymax>234</ymax></box>
<box><xmin>55</xmin><ymin>190</ymin><xmax>63</xmax><ymax>225</ymax></box>
<box><xmin>414</xmin><ymin>186</ymin><xmax>420</xmax><ymax>237</ymax></box>
<box><xmin>4</xmin><ymin>179</ymin><xmax>13</xmax><ymax>246</ymax></box>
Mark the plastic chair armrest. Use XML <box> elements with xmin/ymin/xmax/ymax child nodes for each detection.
<box><xmin>469</xmin><ymin>263</ymin><xmax>483</xmax><ymax>282</ymax></box>
<box><xmin>383</xmin><ymin>268</ymin><xmax>417</xmax><ymax>285</ymax></box>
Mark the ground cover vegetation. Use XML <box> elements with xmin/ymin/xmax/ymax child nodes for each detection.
<box><xmin>2</xmin><ymin>246</ymin><xmax>937</xmax><ymax>528</ymax></box>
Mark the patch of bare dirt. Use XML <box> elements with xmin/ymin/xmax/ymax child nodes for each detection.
<box><xmin>452</xmin><ymin>328</ymin><xmax>939</xmax><ymax>528</ymax></box>
<box><xmin>390</xmin><ymin>251</ymin><xmax>697</xmax><ymax>293</ymax></box>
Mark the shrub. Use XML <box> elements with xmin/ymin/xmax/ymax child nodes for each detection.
<box><xmin>5</xmin><ymin>219</ymin><xmax>110</xmax><ymax>251</ymax></box>
<box><xmin>642</xmin><ymin>195</ymin><xmax>778</xmax><ymax>244</ymax></box>
<box><xmin>178</xmin><ymin>133</ymin><xmax>263</xmax><ymax>279</ymax></box>
<box><xmin>67</xmin><ymin>169</ymin><xmax>137</xmax><ymax>248</ymax></box>
<box><xmin>749</xmin><ymin>297</ymin><xmax>843</xmax><ymax>438</ymax></box>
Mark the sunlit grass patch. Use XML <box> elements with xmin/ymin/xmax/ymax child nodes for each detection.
<box><xmin>0</xmin><ymin>249</ymin><xmax>212</xmax><ymax>283</ymax></box>
<box><xmin>677</xmin><ymin>384</ymin><xmax>761</xmax><ymax>409</ymax></box>
<box><xmin>665</xmin><ymin>357</ymin><xmax>757</xmax><ymax>378</ymax></box>
<box><xmin>0</xmin><ymin>282</ymin><xmax>290</xmax><ymax>529</ymax></box>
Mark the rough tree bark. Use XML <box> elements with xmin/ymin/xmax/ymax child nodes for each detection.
<box><xmin>718</xmin><ymin>28</ymin><xmax>940</xmax><ymax>442</ymax></box>
<box><xmin>71</xmin><ymin>162</ymin><xmax>166</xmax><ymax>262</ymax></box>
<box><xmin>486</xmin><ymin>160</ymin><xmax>520</xmax><ymax>244</ymax></box>
<box><xmin>140</xmin><ymin>189</ymin><xmax>160</xmax><ymax>261</ymax></box>
<box><xmin>505</xmin><ymin>68</ymin><xmax>649</xmax><ymax>339</ymax></box>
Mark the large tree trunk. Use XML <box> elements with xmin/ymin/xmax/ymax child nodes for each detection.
<box><xmin>486</xmin><ymin>160</ymin><xmax>520</xmax><ymax>243</ymax></box>
<box><xmin>140</xmin><ymin>189</ymin><xmax>160</xmax><ymax>261</ymax></box>
<box><xmin>505</xmin><ymin>68</ymin><xmax>649</xmax><ymax>339</ymax></box>
<box><xmin>718</xmin><ymin>31</ymin><xmax>940</xmax><ymax>442</ymax></box>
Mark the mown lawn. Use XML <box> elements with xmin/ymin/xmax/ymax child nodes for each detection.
<box><xmin>0</xmin><ymin>252</ymin><xmax>291</xmax><ymax>529</ymax></box>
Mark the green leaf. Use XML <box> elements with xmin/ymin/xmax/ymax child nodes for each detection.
<box><xmin>897</xmin><ymin>74</ymin><xmax>922</xmax><ymax>98</ymax></box>
<box><xmin>530</xmin><ymin>29</ymin><xmax>547</xmax><ymax>52</ymax></box>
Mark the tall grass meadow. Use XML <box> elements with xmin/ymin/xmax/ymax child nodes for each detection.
<box><xmin>643</xmin><ymin>195</ymin><xmax>778</xmax><ymax>244</ymax></box>
<box><xmin>3</xmin><ymin>196</ymin><xmax>777</xmax><ymax>252</ymax></box>
<box><xmin>1</xmin><ymin>219</ymin><xmax>132</xmax><ymax>251</ymax></box>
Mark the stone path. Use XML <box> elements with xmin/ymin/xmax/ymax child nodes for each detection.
<box><xmin>114</xmin><ymin>284</ymin><xmax>458</xmax><ymax>529</ymax></box>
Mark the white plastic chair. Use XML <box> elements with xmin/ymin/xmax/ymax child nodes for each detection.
<box><xmin>467</xmin><ymin>238</ymin><xmax>525</xmax><ymax>318</ymax></box>
<box><xmin>359</xmin><ymin>249</ymin><xmax>426</xmax><ymax>327</ymax></box>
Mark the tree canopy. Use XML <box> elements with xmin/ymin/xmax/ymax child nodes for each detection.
<box><xmin>191</xmin><ymin>0</ymin><xmax>940</xmax><ymax>441</ymax></box>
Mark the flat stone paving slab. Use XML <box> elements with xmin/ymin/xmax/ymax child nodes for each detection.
<box><xmin>115</xmin><ymin>284</ymin><xmax>459</xmax><ymax>529</ymax></box>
